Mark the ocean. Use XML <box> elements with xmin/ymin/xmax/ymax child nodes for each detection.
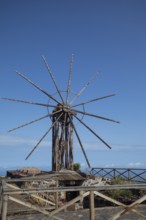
<box><xmin>0</xmin><ymin>169</ymin><xmax>7</xmax><ymax>176</ymax></box>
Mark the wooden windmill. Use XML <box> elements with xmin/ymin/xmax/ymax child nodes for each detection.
<box><xmin>3</xmin><ymin>55</ymin><xmax>119</xmax><ymax>172</ymax></box>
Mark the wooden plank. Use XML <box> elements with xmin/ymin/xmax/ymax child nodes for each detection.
<box><xmin>6</xmin><ymin>183</ymin><xmax>55</xmax><ymax>206</ymax></box>
<box><xmin>56</xmin><ymin>121</ymin><xmax>59</xmax><ymax>171</ymax></box>
<box><xmin>110</xmin><ymin>195</ymin><xmax>146</xmax><ymax>220</ymax></box>
<box><xmin>30</xmin><ymin>194</ymin><xmax>55</xmax><ymax>206</ymax></box>
<box><xmin>0</xmin><ymin>182</ymin><xmax>3</xmax><ymax>214</ymax></box>
<box><xmin>50</xmin><ymin>191</ymin><xmax>90</xmax><ymax>217</ymax></box>
<box><xmin>94</xmin><ymin>191</ymin><xmax>142</xmax><ymax>218</ymax></box>
<box><xmin>8</xmin><ymin>196</ymin><xmax>62</xmax><ymax>220</ymax></box>
<box><xmin>94</xmin><ymin>191</ymin><xmax>126</xmax><ymax>207</ymax></box>
<box><xmin>69</xmin><ymin>122</ymin><xmax>73</xmax><ymax>170</ymax></box>
<box><xmin>65</xmin><ymin>120</ymin><xmax>69</xmax><ymax>169</ymax></box>
<box><xmin>9</xmin><ymin>196</ymin><xmax>49</xmax><ymax>215</ymax></box>
<box><xmin>111</xmin><ymin>207</ymin><xmax>146</xmax><ymax>220</ymax></box>
<box><xmin>52</xmin><ymin>115</ymin><xmax>56</xmax><ymax>171</ymax></box>
<box><xmin>3</xmin><ymin>184</ymin><xmax>146</xmax><ymax>195</ymax></box>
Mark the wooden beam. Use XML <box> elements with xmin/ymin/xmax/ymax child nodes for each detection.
<box><xmin>94</xmin><ymin>191</ymin><xmax>126</xmax><ymax>207</ymax></box>
<box><xmin>6</xmin><ymin>183</ymin><xmax>55</xmax><ymax>206</ymax></box>
<box><xmin>0</xmin><ymin>183</ymin><xmax>3</xmax><ymax>214</ymax></box>
<box><xmin>94</xmin><ymin>191</ymin><xmax>139</xmax><ymax>217</ymax></box>
<box><xmin>50</xmin><ymin>191</ymin><xmax>90</xmax><ymax>217</ymax></box>
<box><xmin>8</xmin><ymin>196</ymin><xmax>62</xmax><ymax>220</ymax></box>
<box><xmin>3</xmin><ymin>184</ymin><xmax>146</xmax><ymax>195</ymax></box>
<box><xmin>65</xmin><ymin>119</ymin><xmax>69</xmax><ymax>169</ymax></box>
<box><xmin>90</xmin><ymin>191</ymin><xmax>95</xmax><ymax>220</ymax></box>
<box><xmin>30</xmin><ymin>194</ymin><xmax>55</xmax><ymax>206</ymax></box>
<box><xmin>56</xmin><ymin>120</ymin><xmax>59</xmax><ymax>171</ymax></box>
<box><xmin>69</xmin><ymin>122</ymin><xmax>73</xmax><ymax>170</ymax></box>
<box><xmin>52</xmin><ymin>115</ymin><xmax>56</xmax><ymax>171</ymax></box>
<box><xmin>9</xmin><ymin>196</ymin><xmax>49</xmax><ymax>215</ymax></box>
<box><xmin>111</xmin><ymin>195</ymin><xmax>146</xmax><ymax>220</ymax></box>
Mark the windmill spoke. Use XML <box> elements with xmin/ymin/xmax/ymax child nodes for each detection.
<box><xmin>8</xmin><ymin>109</ymin><xmax>62</xmax><ymax>132</ymax></box>
<box><xmin>72</xmin><ymin>94</ymin><xmax>116</xmax><ymax>108</ymax></box>
<box><xmin>74</xmin><ymin>114</ymin><xmax>111</xmax><ymax>149</ymax></box>
<box><xmin>8</xmin><ymin>114</ymin><xmax>50</xmax><ymax>132</ymax></box>
<box><xmin>66</xmin><ymin>54</ymin><xmax>74</xmax><ymax>104</ymax></box>
<box><xmin>25</xmin><ymin>112</ymin><xmax>63</xmax><ymax>160</ymax></box>
<box><xmin>68</xmin><ymin>113</ymin><xmax>91</xmax><ymax>168</ymax></box>
<box><xmin>16</xmin><ymin>70</ymin><xmax>62</xmax><ymax>105</ymax></box>
<box><xmin>72</xmin><ymin>109</ymin><xmax>120</xmax><ymax>124</ymax></box>
<box><xmin>69</xmin><ymin>72</ymin><xmax>99</xmax><ymax>105</ymax></box>
<box><xmin>42</xmin><ymin>55</ymin><xmax>64</xmax><ymax>103</ymax></box>
<box><xmin>2</xmin><ymin>97</ymin><xmax>56</xmax><ymax>108</ymax></box>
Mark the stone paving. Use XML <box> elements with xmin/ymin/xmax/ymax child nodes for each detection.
<box><xmin>7</xmin><ymin>205</ymin><xmax>146</xmax><ymax>220</ymax></box>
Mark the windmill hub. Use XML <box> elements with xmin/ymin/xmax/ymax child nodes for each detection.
<box><xmin>62</xmin><ymin>105</ymin><xmax>70</xmax><ymax>112</ymax></box>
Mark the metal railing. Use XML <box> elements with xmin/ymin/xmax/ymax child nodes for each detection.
<box><xmin>90</xmin><ymin>168</ymin><xmax>146</xmax><ymax>182</ymax></box>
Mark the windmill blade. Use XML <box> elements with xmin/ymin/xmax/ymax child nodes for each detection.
<box><xmin>42</xmin><ymin>55</ymin><xmax>64</xmax><ymax>103</ymax></box>
<box><xmin>71</xmin><ymin>94</ymin><xmax>116</xmax><ymax>108</ymax></box>
<box><xmin>8</xmin><ymin>109</ymin><xmax>62</xmax><ymax>132</ymax></box>
<box><xmin>72</xmin><ymin>109</ymin><xmax>120</xmax><ymax>124</ymax></box>
<box><xmin>74</xmin><ymin>114</ymin><xmax>111</xmax><ymax>149</ymax></box>
<box><xmin>25</xmin><ymin>112</ymin><xmax>63</xmax><ymax>160</ymax></box>
<box><xmin>8</xmin><ymin>114</ymin><xmax>50</xmax><ymax>132</ymax></box>
<box><xmin>2</xmin><ymin>97</ymin><xmax>56</xmax><ymax>108</ymax></box>
<box><xmin>68</xmin><ymin>113</ymin><xmax>91</xmax><ymax>168</ymax></box>
<box><xmin>69</xmin><ymin>72</ymin><xmax>99</xmax><ymax>105</ymax></box>
<box><xmin>16</xmin><ymin>70</ymin><xmax>61</xmax><ymax>105</ymax></box>
<box><xmin>66</xmin><ymin>54</ymin><xmax>74</xmax><ymax>104</ymax></box>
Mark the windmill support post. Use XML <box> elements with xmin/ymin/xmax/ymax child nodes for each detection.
<box><xmin>51</xmin><ymin>109</ymin><xmax>74</xmax><ymax>172</ymax></box>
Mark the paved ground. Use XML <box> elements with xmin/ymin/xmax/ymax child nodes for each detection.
<box><xmin>7</xmin><ymin>205</ymin><xmax>146</xmax><ymax>220</ymax></box>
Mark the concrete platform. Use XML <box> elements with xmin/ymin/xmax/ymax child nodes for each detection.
<box><xmin>7</xmin><ymin>205</ymin><xmax>146</xmax><ymax>220</ymax></box>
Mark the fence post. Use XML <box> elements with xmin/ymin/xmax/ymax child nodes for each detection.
<box><xmin>0</xmin><ymin>181</ymin><xmax>2</xmax><ymax>215</ymax></box>
<box><xmin>128</xmin><ymin>169</ymin><xmax>131</xmax><ymax>180</ymax></box>
<box><xmin>90</xmin><ymin>191</ymin><xmax>95</xmax><ymax>220</ymax></box>
<box><xmin>114</xmin><ymin>169</ymin><xmax>116</xmax><ymax>179</ymax></box>
<box><xmin>2</xmin><ymin>195</ymin><xmax>8</xmax><ymax>220</ymax></box>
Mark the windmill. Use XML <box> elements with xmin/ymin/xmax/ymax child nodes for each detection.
<box><xmin>3</xmin><ymin>55</ymin><xmax>119</xmax><ymax>172</ymax></box>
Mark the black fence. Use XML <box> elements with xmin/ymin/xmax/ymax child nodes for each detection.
<box><xmin>90</xmin><ymin>168</ymin><xmax>146</xmax><ymax>183</ymax></box>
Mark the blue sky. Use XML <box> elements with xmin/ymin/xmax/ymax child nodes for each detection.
<box><xmin>0</xmin><ymin>0</ymin><xmax>146</xmax><ymax>171</ymax></box>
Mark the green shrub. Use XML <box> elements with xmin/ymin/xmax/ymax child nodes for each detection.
<box><xmin>108</xmin><ymin>189</ymin><xmax>133</xmax><ymax>199</ymax></box>
<box><xmin>73</xmin><ymin>163</ymin><xmax>81</xmax><ymax>172</ymax></box>
<box><xmin>108</xmin><ymin>176</ymin><xmax>133</xmax><ymax>199</ymax></box>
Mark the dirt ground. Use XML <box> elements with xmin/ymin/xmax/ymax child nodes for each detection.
<box><xmin>7</xmin><ymin>205</ymin><xmax>146</xmax><ymax>220</ymax></box>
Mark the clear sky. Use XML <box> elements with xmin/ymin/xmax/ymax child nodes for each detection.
<box><xmin>0</xmin><ymin>0</ymin><xmax>146</xmax><ymax>171</ymax></box>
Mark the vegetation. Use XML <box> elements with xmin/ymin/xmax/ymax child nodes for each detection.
<box><xmin>73</xmin><ymin>163</ymin><xmax>81</xmax><ymax>173</ymax></box>
<box><xmin>107</xmin><ymin>176</ymin><xmax>136</xmax><ymax>200</ymax></box>
<box><xmin>112</xmin><ymin>176</ymin><xmax>132</xmax><ymax>185</ymax></box>
<box><xmin>107</xmin><ymin>188</ymin><xmax>133</xmax><ymax>200</ymax></box>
